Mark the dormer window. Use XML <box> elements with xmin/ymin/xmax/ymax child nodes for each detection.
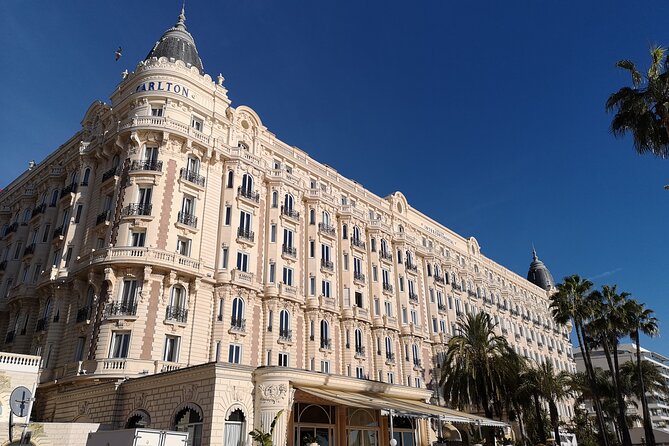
<box><xmin>151</xmin><ymin>105</ymin><xmax>164</xmax><ymax>117</ymax></box>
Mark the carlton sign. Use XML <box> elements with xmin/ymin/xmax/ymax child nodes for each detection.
<box><xmin>134</xmin><ymin>80</ymin><xmax>191</xmax><ymax>98</ymax></box>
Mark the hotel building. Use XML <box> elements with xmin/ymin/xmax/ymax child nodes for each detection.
<box><xmin>0</xmin><ymin>8</ymin><xmax>575</xmax><ymax>446</ymax></box>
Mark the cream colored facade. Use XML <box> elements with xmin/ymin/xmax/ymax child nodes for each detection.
<box><xmin>0</xmin><ymin>9</ymin><xmax>575</xmax><ymax>446</ymax></box>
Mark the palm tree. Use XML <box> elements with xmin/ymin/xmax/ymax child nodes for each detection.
<box><xmin>606</xmin><ymin>45</ymin><xmax>669</xmax><ymax>158</ymax></box>
<box><xmin>537</xmin><ymin>362</ymin><xmax>572</xmax><ymax>446</ymax></box>
<box><xmin>586</xmin><ymin>286</ymin><xmax>635</xmax><ymax>446</ymax></box>
<box><xmin>440</xmin><ymin>312</ymin><xmax>518</xmax><ymax>420</ymax></box>
<box><xmin>627</xmin><ymin>301</ymin><xmax>659</xmax><ymax>446</ymax></box>
<box><xmin>518</xmin><ymin>366</ymin><xmax>548</xmax><ymax>444</ymax></box>
<box><xmin>550</xmin><ymin>275</ymin><xmax>610</xmax><ymax>446</ymax></box>
<box><xmin>249</xmin><ymin>410</ymin><xmax>283</xmax><ymax>446</ymax></box>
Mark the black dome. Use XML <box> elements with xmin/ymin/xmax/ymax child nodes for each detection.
<box><xmin>527</xmin><ymin>249</ymin><xmax>555</xmax><ymax>291</ymax></box>
<box><xmin>145</xmin><ymin>7</ymin><xmax>204</xmax><ymax>73</ymax></box>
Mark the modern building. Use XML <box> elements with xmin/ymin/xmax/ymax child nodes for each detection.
<box><xmin>575</xmin><ymin>344</ymin><xmax>669</xmax><ymax>432</ymax></box>
<box><xmin>0</xmin><ymin>7</ymin><xmax>575</xmax><ymax>446</ymax></box>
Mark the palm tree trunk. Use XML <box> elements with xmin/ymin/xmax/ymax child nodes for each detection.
<box><xmin>514</xmin><ymin>404</ymin><xmax>527</xmax><ymax>446</ymax></box>
<box><xmin>635</xmin><ymin>331</ymin><xmax>656</xmax><ymax>446</ymax></box>
<box><xmin>549</xmin><ymin>401</ymin><xmax>560</xmax><ymax>446</ymax></box>
<box><xmin>612</xmin><ymin>339</ymin><xmax>633</xmax><ymax>446</ymax></box>
<box><xmin>577</xmin><ymin>322</ymin><xmax>610</xmax><ymax>446</ymax></box>
<box><xmin>533</xmin><ymin>392</ymin><xmax>547</xmax><ymax>443</ymax></box>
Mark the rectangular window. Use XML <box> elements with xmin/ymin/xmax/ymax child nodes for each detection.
<box><xmin>239</xmin><ymin>210</ymin><xmax>252</xmax><ymax>232</ymax></box>
<box><xmin>64</xmin><ymin>247</ymin><xmax>73</xmax><ymax>267</ymax></box>
<box><xmin>320</xmin><ymin>360</ymin><xmax>330</xmax><ymax>373</ymax></box>
<box><xmin>269</xmin><ymin>263</ymin><xmax>276</xmax><ymax>283</ymax></box>
<box><xmin>402</xmin><ymin>307</ymin><xmax>408</xmax><ymax>324</ymax></box>
<box><xmin>411</xmin><ymin>309</ymin><xmax>418</xmax><ymax>325</ymax></box>
<box><xmin>138</xmin><ymin>187</ymin><xmax>152</xmax><ymax>207</ymax></box>
<box><xmin>151</xmin><ymin>106</ymin><xmax>163</xmax><ymax>117</ymax></box>
<box><xmin>74</xmin><ymin>336</ymin><xmax>86</xmax><ymax>361</ymax></box>
<box><xmin>191</xmin><ymin>116</ymin><xmax>203</xmax><ymax>132</ymax></box>
<box><xmin>399</xmin><ymin>277</ymin><xmax>404</xmax><ymax>292</ymax></box>
<box><xmin>278</xmin><ymin>352</ymin><xmax>288</xmax><ymax>367</ymax></box>
<box><xmin>309</xmin><ymin>277</ymin><xmax>315</xmax><ymax>296</ymax></box>
<box><xmin>322</xmin><ymin>280</ymin><xmax>331</xmax><ymax>298</ymax></box>
<box><xmin>74</xmin><ymin>204</ymin><xmax>83</xmax><ymax>223</ymax></box>
<box><xmin>224</xmin><ymin>206</ymin><xmax>232</xmax><ymax>225</ymax></box>
<box><xmin>372</xmin><ymin>266</ymin><xmax>378</xmax><ymax>282</ymax></box>
<box><xmin>42</xmin><ymin>224</ymin><xmax>51</xmax><ymax>243</ymax></box>
<box><xmin>309</xmin><ymin>240</ymin><xmax>315</xmax><ymax>258</ymax></box>
<box><xmin>176</xmin><ymin>237</ymin><xmax>191</xmax><ymax>256</ymax></box>
<box><xmin>282</xmin><ymin>267</ymin><xmax>293</xmax><ymax>286</ymax></box>
<box><xmin>13</xmin><ymin>242</ymin><xmax>23</xmax><ymax>260</ymax></box>
<box><xmin>283</xmin><ymin>229</ymin><xmax>294</xmax><ymax>249</ymax></box>
<box><xmin>356</xmin><ymin>366</ymin><xmax>365</xmax><ymax>379</ymax></box>
<box><xmin>96</xmin><ymin>238</ymin><xmax>105</xmax><ymax>249</ymax></box>
<box><xmin>32</xmin><ymin>263</ymin><xmax>42</xmax><ymax>283</ymax></box>
<box><xmin>354</xmin><ymin>291</ymin><xmax>363</xmax><ymax>308</ymax></box>
<box><xmin>121</xmin><ymin>280</ymin><xmax>138</xmax><ymax>306</ymax></box>
<box><xmin>270</xmin><ymin>224</ymin><xmax>276</xmax><ymax>243</ymax></box>
<box><xmin>109</xmin><ymin>331</ymin><xmax>131</xmax><ymax>358</ymax></box>
<box><xmin>321</xmin><ymin>244</ymin><xmax>331</xmax><ymax>262</ymax></box>
<box><xmin>131</xmin><ymin>231</ymin><xmax>146</xmax><ymax>247</ymax></box>
<box><xmin>370</xmin><ymin>238</ymin><xmax>376</xmax><ymax>252</ymax></box>
<box><xmin>387</xmin><ymin>372</ymin><xmax>395</xmax><ymax>384</ymax></box>
<box><xmin>228</xmin><ymin>344</ymin><xmax>242</xmax><ymax>363</ymax></box>
<box><xmin>384</xmin><ymin>301</ymin><xmax>392</xmax><ymax>316</ymax></box>
<box><xmin>374</xmin><ymin>298</ymin><xmax>380</xmax><ymax>316</ymax></box>
<box><xmin>343</xmin><ymin>254</ymin><xmax>348</xmax><ymax>270</ymax></box>
<box><xmin>237</xmin><ymin>252</ymin><xmax>249</xmax><ymax>272</ymax></box>
<box><xmin>221</xmin><ymin>247</ymin><xmax>229</xmax><ymax>269</ymax></box>
<box><xmin>163</xmin><ymin>335</ymin><xmax>180</xmax><ymax>362</ymax></box>
<box><xmin>353</xmin><ymin>257</ymin><xmax>362</xmax><ymax>275</ymax></box>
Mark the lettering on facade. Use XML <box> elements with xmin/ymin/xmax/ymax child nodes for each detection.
<box><xmin>134</xmin><ymin>81</ymin><xmax>190</xmax><ymax>98</ymax></box>
<box><xmin>421</xmin><ymin>224</ymin><xmax>454</xmax><ymax>245</ymax></box>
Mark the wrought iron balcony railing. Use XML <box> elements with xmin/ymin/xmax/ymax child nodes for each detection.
<box><xmin>130</xmin><ymin>159</ymin><xmax>163</xmax><ymax>172</ymax></box>
<box><xmin>106</xmin><ymin>301</ymin><xmax>138</xmax><ymax>317</ymax></box>
<box><xmin>60</xmin><ymin>182</ymin><xmax>77</xmax><ymax>197</ymax></box>
<box><xmin>405</xmin><ymin>261</ymin><xmax>417</xmax><ymax>272</ymax></box>
<box><xmin>280</xmin><ymin>205</ymin><xmax>299</xmax><ymax>220</ymax></box>
<box><xmin>237</xmin><ymin>187</ymin><xmax>260</xmax><ymax>202</ymax></box>
<box><xmin>282</xmin><ymin>244</ymin><xmax>297</xmax><ymax>257</ymax></box>
<box><xmin>237</xmin><ymin>227</ymin><xmax>255</xmax><ymax>242</ymax></box>
<box><xmin>96</xmin><ymin>210</ymin><xmax>111</xmax><ymax>225</ymax></box>
<box><xmin>320</xmin><ymin>338</ymin><xmax>332</xmax><ymax>350</ymax></box>
<box><xmin>122</xmin><ymin>203</ymin><xmax>152</xmax><ymax>217</ymax></box>
<box><xmin>379</xmin><ymin>251</ymin><xmax>393</xmax><ymax>261</ymax></box>
<box><xmin>318</xmin><ymin>223</ymin><xmax>336</xmax><ymax>236</ymax></box>
<box><xmin>31</xmin><ymin>204</ymin><xmax>46</xmax><ymax>218</ymax></box>
<box><xmin>382</xmin><ymin>282</ymin><xmax>394</xmax><ymax>293</ymax></box>
<box><xmin>101</xmin><ymin>166</ymin><xmax>118</xmax><ymax>183</ymax></box>
<box><xmin>230</xmin><ymin>318</ymin><xmax>246</xmax><ymax>332</ymax></box>
<box><xmin>354</xmin><ymin>272</ymin><xmax>365</xmax><ymax>283</ymax></box>
<box><xmin>320</xmin><ymin>259</ymin><xmax>334</xmax><ymax>271</ymax></box>
<box><xmin>165</xmin><ymin>305</ymin><xmax>188</xmax><ymax>323</ymax></box>
<box><xmin>76</xmin><ymin>306</ymin><xmax>91</xmax><ymax>323</ymax></box>
<box><xmin>279</xmin><ymin>329</ymin><xmax>293</xmax><ymax>342</ymax></box>
<box><xmin>180</xmin><ymin>168</ymin><xmax>206</xmax><ymax>187</ymax></box>
<box><xmin>351</xmin><ymin>238</ymin><xmax>366</xmax><ymax>249</ymax></box>
<box><xmin>177</xmin><ymin>211</ymin><xmax>198</xmax><ymax>228</ymax></box>
<box><xmin>23</xmin><ymin>243</ymin><xmax>36</xmax><ymax>257</ymax></box>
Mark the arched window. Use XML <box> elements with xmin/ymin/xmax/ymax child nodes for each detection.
<box><xmin>380</xmin><ymin>239</ymin><xmax>388</xmax><ymax>254</ymax></box>
<box><xmin>22</xmin><ymin>208</ymin><xmax>31</xmax><ymax>222</ymax></box>
<box><xmin>354</xmin><ymin>328</ymin><xmax>363</xmax><ymax>353</ymax></box>
<box><xmin>342</xmin><ymin>224</ymin><xmax>348</xmax><ymax>239</ymax></box>
<box><xmin>405</xmin><ymin>251</ymin><xmax>413</xmax><ymax>265</ymax></box>
<box><xmin>82</xmin><ymin>168</ymin><xmax>91</xmax><ymax>186</ymax></box>
<box><xmin>174</xmin><ymin>405</ymin><xmax>203</xmax><ymax>446</ymax></box>
<box><xmin>309</xmin><ymin>209</ymin><xmax>315</xmax><ymax>225</ymax></box>
<box><xmin>322</xmin><ymin>211</ymin><xmax>330</xmax><ymax>226</ymax></box>
<box><xmin>224</xmin><ymin>409</ymin><xmax>246</xmax><ymax>446</ymax></box>
<box><xmin>385</xmin><ymin>336</ymin><xmax>393</xmax><ymax>358</ymax></box>
<box><xmin>279</xmin><ymin>309</ymin><xmax>290</xmax><ymax>338</ymax></box>
<box><xmin>171</xmin><ymin>286</ymin><xmax>187</xmax><ymax>309</ymax></box>
<box><xmin>352</xmin><ymin>226</ymin><xmax>361</xmax><ymax>242</ymax></box>
<box><xmin>320</xmin><ymin>320</ymin><xmax>329</xmax><ymax>348</ymax></box>
<box><xmin>271</xmin><ymin>191</ymin><xmax>278</xmax><ymax>208</ymax></box>
<box><xmin>283</xmin><ymin>194</ymin><xmax>294</xmax><ymax>212</ymax></box>
<box><xmin>231</xmin><ymin>297</ymin><xmax>244</xmax><ymax>327</ymax></box>
<box><xmin>40</xmin><ymin>192</ymin><xmax>47</xmax><ymax>205</ymax></box>
<box><xmin>226</xmin><ymin>171</ymin><xmax>234</xmax><ymax>188</ymax></box>
<box><xmin>126</xmin><ymin>410</ymin><xmax>151</xmax><ymax>428</ymax></box>
<box><xmin>398</xmin><ymin>225</ymin><xmax>404</xmax><ymax>233</ymax></box>
<box><xmin>434</xmin><ymin>265</ymin><xmax>440</xmax><ymax>277</ymax></box>
<box><xmin>240</xmin><ymin>174</ymin><xmax>253</xmax><ymax>195</ymax></box>
<box><xmin>412</xmin><ymin>344</ymin><xmax>419</xmax><ymax>365</ymax></box>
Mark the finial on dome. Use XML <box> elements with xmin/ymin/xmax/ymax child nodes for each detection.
<box><xmin>532</xmin><ymin>244</ymin><xmax>538</xmax><ymax>261</ymax></box>
<box><xmin>176</xmin><ymin>1</ymin><xmax>186</xmax><ymax>28</ymax></box>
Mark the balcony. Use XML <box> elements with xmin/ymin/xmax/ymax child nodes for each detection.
<box><xmin>282</xmin><ymin>244</ymin><xmax>297</xmax><ymax>258</ymax></box>
<box><xmin>5</xmin><ymin>330</ymin><xmax>15</xmax><ymax>343</ymax></box>
<box><xmin>452</xmin><ymin>283</ymin><xmax>463</xmax><ymax>292</ymax></box>
<box><xmin>437</xmin><ymin>303</ymin><xmax>448</xmax><ymax>313</ymax></box>
<box><xmin>237</xmin><ymin>186</ymin><xmax>260</xmax><ymax>203</ymax></box>
<box><xmin>318</xmin><ymin>223</ymin><xmax>336</xmax><ymax>237</ymax></box>
<box><xmin>230</xmin><ymin>318</ymin><xmax>246</xmax><ymax>333</ymax></box>
<box><xmin>320</xmin><ymin>338</ymin><xmax>332</xmax><ymax>350</ymax></box>
<box><xmin>237</xmin><ymin>227</ymin><xmax>255</xmax><ymax>243</ymax></box>
<box><xmin>130</xmin><ymin>159</ymin><xmax>163</xmax><ymax>172</ymax></box>
<box><xmin>52</xmin><ymin>225</ymin><xmax>64</xmax><ymax>240</ymax></box>
<box><xmin>320</xmin><ymin>259</ymin><xmax>334</xmax><ymax>272</ymax></box>
<box><xmin>280</xmin><ymin>205</ymin><xmax>300</xmax><ymax>221</ymax></box>
<box><xmin>379</xmin><ymin>251</ymin><xmax>393</xmax><ymax>262</ymax></box>
<box><xmin>354</xmin><ymin>346</ymin><xmax>366</xmax><ymax>358</ymax></box>
<box><xmin>351</xmin><ymin>238</ymin><xmax>366</xmax><ymax>250</ymax></box>
<box><xmin>35</xmin><ymin>317</ymin><xmax>48</xmax><ymax>332</ymax></box>
<box><xmin>4</xmin><ymin>222</ymin><xmax>18</xmax><ymax>237</ymax></box>
<box><xmin>385</xmin><ymin>353</ymin><xmax>396</xmax><ymax>365</ymax></box>
<box><xmin>382</xmin><ymin>282</ymin><xmax>394</xmax><ymax>293</ymax></box>
<box><xmin>96</xmin><ymin>209</ymin><xmax>112</xmax><ymax>225</ymax></box>
<box><xmin>122</xmin><ymin>203</ymin><xmax>152</xmax><ymax>217</ymax></box>
<box><xmin>408</xmin><ymin>293</ymin><xmax>419</xmax><ymax>303</ymax></box>
<box><xmin>60</xmin><ymin>182</ymin><xmax>78</xmax><ymax>197</ymax></box>
<box><xmin>89</xmin><ymin>247</ymin><xmax>201</xmax><ymax>274</ymax></box>
<box><xmin>23</xmin><ymin>243</ymin><xmax>36</xmax><ymax>257</ymax></box>
<box><xmin>405</xmin><ymin>262</ymin><xmax>418</xmax><ymax>273</ymax></box>
<box><xmin>180</xmin><ymin>168</ymin><xmax>206</xmax><ymax>187</ymax></box>
<box><xmin>278</xmin><ymin>329</ymin><xmax>293</xmax><ymax>343</ymax></box>
<box><xmin>354</xmin><ymin>272</ymin><xmax>366</xmax><ymax>284</ymax></box>
<box><xmin>413</xmin><ymin>359</ymin><xmax>424</xmax><ymax>371</ymax></box>
<box><xmin>177</xmin><ymin>211</ymin><xmax>198</xmax><ymax>228</ymax></box>
<box><xmin>76</xmin><ymin>306</ymin><xmax>91</xmax><ymax>323</ymax></box>
<box><xmin>101</xmin><ymin>166</ymin><xmax>119</xmax><ymax>183</ymax></box>
<box><xmin>433</xmin><ymin>275</ymin><xmax>445</xmax><ymax>284</ymax></box>
<box><xmin>106</xmin><ymin>301</ymin><xmax>138</xmax><ymax>318</ymax></box>
<box><xmin>31</xmin><ymin>204</ymin><xmax>46</xmax><ymax>219</ymax></box>
<box><xmin>165</xmin><ymin>305</ymin><xmax>188</xmax><ymax>324</ymax></box>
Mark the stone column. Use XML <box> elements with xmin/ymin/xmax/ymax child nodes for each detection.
<box><xmin>254</xmin><ymin>378</ymin><xmax>293</xmax><ymax>446</ymax></box>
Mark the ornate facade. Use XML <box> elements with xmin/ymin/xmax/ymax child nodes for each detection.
<box><xmin>0</xmin><ymin>8</ymin><xmax>575</xmax><ymax>446</ymax></box>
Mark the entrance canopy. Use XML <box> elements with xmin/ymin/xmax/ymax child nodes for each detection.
<box><xmin>297</xmin><ymin>387</ymin><xmax>507</xmax><ymax>427</ymax></box>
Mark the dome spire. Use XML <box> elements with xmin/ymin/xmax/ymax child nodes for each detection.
<box><xmin>144</xmin><ymin>2</ymin><xmax>204</xmax><ymax>73</ymax></box>
<box><xmin>527</xmin><ymin>247</ymin><xmax>555</xmax><ymax>291</ymax></box>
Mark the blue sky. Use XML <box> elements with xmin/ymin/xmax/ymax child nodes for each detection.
<box><xmin>1</xmin><ymin>1</ymin><xmax>668</xmax><ymax>352</ymax></box>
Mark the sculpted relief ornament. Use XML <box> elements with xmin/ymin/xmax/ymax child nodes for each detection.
<box><xmin>258</xmin><ymin>384</ymin><xmax>287</xmax><ymax>404</ymax></box>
